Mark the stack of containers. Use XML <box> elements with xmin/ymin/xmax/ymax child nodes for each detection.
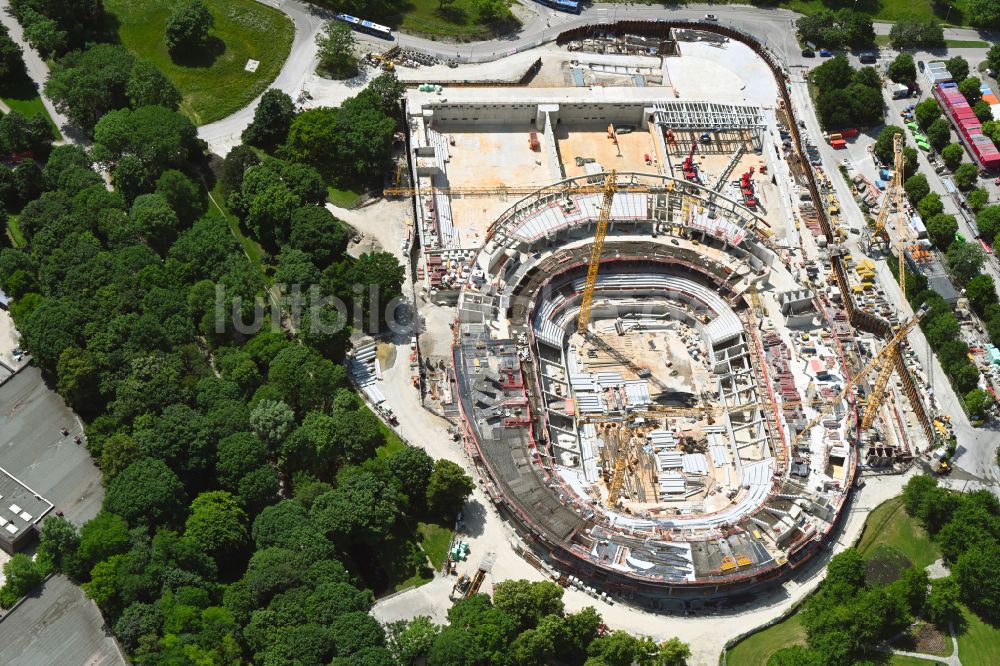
<box><xmin>980</xmin><ymin>82</ymin><xmax>1000</xmax><ymax>121</ymax></box>
<box><xmin>933</xmin><ymin>82</ymin><xmax>1000</xmax><ymax>171</ymax></box>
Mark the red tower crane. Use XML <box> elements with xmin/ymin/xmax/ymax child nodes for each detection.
<box><xmin>682</xmin><ymin>141</ymin><xmax>699</xmax><ymax>182</ymax></box>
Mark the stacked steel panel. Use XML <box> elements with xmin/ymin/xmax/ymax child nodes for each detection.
<box><xmin>933</xmin><ymin>82</ymin><xmax>1000</xmax><ymax>171</ymax></box>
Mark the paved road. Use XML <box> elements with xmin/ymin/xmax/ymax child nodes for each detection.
<box><xmin>0</xmin><ymin>2</ymin><xmax>84</xmax><ymax>144</ymax></box>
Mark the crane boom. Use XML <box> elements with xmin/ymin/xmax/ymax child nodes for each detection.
<box><xmin>790</xmin><ymin>304</ymin><xmax>928</xmax><ymax>449</ymax></box>
<box><xmin>577</xmin><ymin>171</ymin><xmax>618</xmax><ymax>335</ymax></box>
<box><xmin>871</xmin><ymin>133</ymin><xmax>904</xmax><ymax>242</ymax></box>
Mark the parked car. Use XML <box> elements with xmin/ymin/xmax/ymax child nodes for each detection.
<box><xmin>802</xmin><ymin>48</ymin><xmax>815</xmax><ymax>58</ymax></box>
<box><xmin>819</xmin><ymin>48</ymin><xmax>832</xmax><ymax>57</ymax></box>
<box><xmin>859</xmin><ymin>51</ymin><xmax>877</xmax><ymax>64</ymax></box>
<box><xmin>918</xmin><ymin>60</ymin><xmax>925</xmax><ymax>72</ymax></box>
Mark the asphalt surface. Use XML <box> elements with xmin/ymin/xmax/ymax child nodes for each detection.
<box><xmin>0</xmin><ymin>575</ymin><xmax>126</xmax><ymax>666</ymax></box>
<box><xmin>0</xmin><ymin>367</ymin><xmax>103</xmax><ymax>526</ymax></box>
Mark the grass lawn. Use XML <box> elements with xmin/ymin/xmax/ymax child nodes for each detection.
<box><xmin>856</xmin><ymin>497</ymin><xmax>940</xmax><ymax>570</ymax></box>
<box><xmin>104</xmin><ymin>0</ymin><xmax>293</xmax><ymax>125</ymax></box>
<box><xmin>418</xmin><ymin>521</ymin><xmax>454</xmax><ymax>570</ymax></box>
<box><xmin>944</xmin><ymin>39</ymin><xmax>990</xmax><ymax>49</ymax></box>
<box><xmin>327</xmin><ymin>185</ymin><xmax>364</xmax><ymax>209</ymax></box>
<box><xmin>725</xmin><ymin>613</ymin><xmax>807</xmax><ymax>665</ymax></box>
<box><xmin>5</xmin><ymin>214</ymin><xmax>25</xmax><ymax>249</ymax></box>
<box><xmin>956</xmin><ymin>604</ymin><xmax>1000</xmax><ymax>666</ymax></box>
<box><xmin>1</xmin><ymin>75</ymin><xmax>61</xmax><ymax>141</ymax></box>
<box><xmin>375</xmin><ymin>411</ymin><xmax>407</xmax><ymax>458</ymax></box>
<box><xmin>399</xmin><ymin>0</ymin><xmax>518</xmax><ymax>40</ymax></box>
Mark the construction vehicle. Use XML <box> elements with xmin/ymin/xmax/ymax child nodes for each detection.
<box><xmin>682</xmin><ymin>141</ymin><xmax>699</xmax><ymax>182</ymax></box>
<box><xmin>932</xmin><ymin>459</ymin><xmax>951</xmax><ymax>475</ymax></box>
<box><xmin>739</xmin><ymin>167</ymin><xmax>758</xmax><ymax>207</ymax></box>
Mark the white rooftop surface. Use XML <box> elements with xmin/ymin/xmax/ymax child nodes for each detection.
<box><xmin>407</xmin><ymin>83</ymin><xmax>688</xmax><ymax>109</ymax></box>
<box><xmin>663</xmin><ymin>40</ymin><xmax>778</xmax><ymax>107</ymax></box>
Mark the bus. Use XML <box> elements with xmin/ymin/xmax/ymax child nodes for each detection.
<box><xmin>334</xmin><ymin>13</ymin><xmax>393</xmax><ymax>40</ymax></box>
<box><xmin>531</xmin><ymin>0</ymin><xmax>581</xmax><ymax>14</ymax></box>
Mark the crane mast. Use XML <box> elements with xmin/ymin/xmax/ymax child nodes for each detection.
<box><xmin>577</xmin><ymin>171</ymin><xmax>618</xmax><ymax>335</ymax></box>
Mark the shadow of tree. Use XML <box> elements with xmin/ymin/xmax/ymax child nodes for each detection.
<box><xmin>169</xmin><ymin>36</ymin><xmax>226</xmax><ymax>69</ymax></box>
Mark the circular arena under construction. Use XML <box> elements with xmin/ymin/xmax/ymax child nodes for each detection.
<box><xmin>394</xmin><ymin>22</ymin><xmax>936</xmax><ymax>612</ymax></box>
<box><xmin>451</xmin><ymin>166</ymin><xmax>856</xmax><ymax>608</ymax></box>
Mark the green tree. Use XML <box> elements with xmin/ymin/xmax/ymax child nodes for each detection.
<box><xmin>72</xmin><ymin>511</ymin><xmax>130</xmax><ymax>580</ymax></box>
<box><xmin>36</xmin><ymin>514</ymin><xmax>79</xmax><ymax>574</ymax></box>
<box><xmin>311</xmin><ymin>467</ymin><xmax>401</xmax><ymax>544</ymax></box>
<box><xmin>966</xmin><ymin>274</ymin><xmax>998</xmax><ymax>315</ymax></box>
<box><xmin>98</xmin><ymin>433</ymin><xmax>141</xmax><ymax>484</ymax></box>
<box><xmin>978</xmin><ymin>206</ymin><xmax>1000</xmax><ymax>243</ymax></box>
<box><xmin>216</xmin><ymin>432</ymin><xmax>269</xmax><ymax>490</ymax></box>
<box><xmin>105</xmin><ymin>458</ymin><xmax>186</xmax><ymax>527</ymax></box>
<box><xmin>165</xmin><ymin>0</ymin><xmax>214</xmax><ymax>54</ymax></box>
<box><xmin>954</xmin><ymin>541</ymin><xmax>1000</xmax><ymax>622</ymax></box>
<box><xmin>926</xmin><ymin>118</ymin><xmax>952</xmax><ymax>152</ymax></box>
<box><xmin>288</xmin><ymin>206</ymin><xmax>349</xmax><ymax>268</ymax></box>
<box><xmin>0</xmin><ymin>25</ymin><xmax>24</xmax><ymax>81</ymax></box>
<box><xmin>427</xmin><ymin>627</ymin><xmax>483</xmax><ymax>666</ymax></box>
<box><xmin>967</xmin><ymin>188</ymin><xmax>989</xmax><ymax>213</ymax></box>
<box><xmin>184</xmin><ymin>491</ymin><xmax>249</xmax><ymax>561</ymax></box>
<box><xmin>903</xmin><ymin>173</ymin><xmax>930</xmax><ymax>204</ymax></box>
<box><xmin>19</xmin><ymin>297</ymin><xmax>83</xmax><ymax>373</ymax></box>
<box><xmin>386</xmin><ymin>616</ymin><xmax>440</xmax><ymax>666</ymax></box>
<box><xmin>947</xmin><ymin>240</ymin><xmax>986</xmax><ymax>285</ymax></box>
<box><xmin>914</xmin><ymin>98</ymin><xmax>941</xmax><ymax>130</ymax></box>
<box><xmin>967</xmin><ymin>0</ymin><xmax>1000</xmax><ymax>30</ymax></box>
<box><xmin>316</xmin><ymin>20</ymin><xmax>357</xmax><ymax>79</ymax></box>
<box><xmin>220</xmin><ymin>144</ymin><xmax>260</xmax><ymax>198</ymax></box>
<box><xmin>268</xmin><ymin>345</ymin><xmax>346</xmax><ymax>415</ymax></box>
<box><xmin>155</xmin><ymin>169</ymin><xmax>203</xmax><ymax>225</ymax></box>
<box><xmin>925</xmin><ymin>576</ymin><xmax>962</xmax><ymax>627</ymax></box>
<box><xmin>243</xmin><ymin>88</ymin><xmax>295</xmax><ymax>150</ymax></box>
<box><xmin>249</xmin><ymin>398</ymin><xmax>295</xmax><ymax>451</ymax></box>
<box><xmin>918</xmin><ymin>193</ymin><xmax>944</xmax><ymax>220</ymax></box>
<box><xmin>953</xmin><ymin>163</ymin><xmax>979</xmax><ymax>192</ymax></box>
<box><xmin>130</xmin><ymin>192</ymin><xmax>180</xmax><ymax>252</ymax></box>
<box><xmin>1</xmin><ymin>553</ymin><xmax>43</xmax><ymax>601</ymax></box>
<box><xmin>959</xmin><ymin>77</ymin><xmax>983</xmax><ymax>104</ymax></box>
<box><xmin>115</xmin><ymin>602</ymin><xmax>162</xmax><ymax>651</ymax></box>
<box><xmin>493</xmin><ymin>580</ymin><xmax>565</xmax><ymax>631</ymax></box>
<box><xmin>964</xmin><ymin>388</ymin><xmax>993</xmax><ymax>419</ymax></box>
<box><xmin>56</xmin><ymin>346</ymin><xmax>101</xmax><ymax>412</ymax></box>
<box><xmin>874</xmin><ymin>126</ymin><xmax>905</xmax><ymax>166</ymax></box>
<box><xmin>945</xmin><ymin>56</ymin><xmax>970</xmax><ymax>82</ymax></box>
<box><xmin>426</xmin><ymin>459</ymin><xmax>475</xmax><ymax>519</ymax></box>
<box><xmin>926</xmin><ymin>213</ymin><xmax>958</xmax><ymax>249</ymax></box>
<box><xmin>45</xmin><ymin>44</ymin><xmax>136</xmax><ymax>131</ymax></box>
<box><xmin>387</xmin><ymin>446</ymin><xmax>434</xmax><ymax>512</ymax></box>
<box><xmin>126</xmin><ymin>60</ymin><xmax>181</xmax><ymax>111</ymax></box>
<box><xmin>886</xmin><ymin>53</ymin><xmax>916</xmax><ymax>85</ymax></box>
<box><xmin>941</xmin><ymin>143</ymin><xmax>965</xmax><ymax>171</ymax></box>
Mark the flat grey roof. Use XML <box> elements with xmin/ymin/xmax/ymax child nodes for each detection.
<box><xmin>0</xmin><ymin>467</ymin><xmax>52</xmax><ymax>543</ymax></box>
<box><xmin>0</xmin><ymin>575</ymin><xmax>126</xmax><ymax>666</ymax></box>
<box><xmin>0</xmin><ymin>367</ymin><xmax>104</xmax><ymax>526</ymax></box>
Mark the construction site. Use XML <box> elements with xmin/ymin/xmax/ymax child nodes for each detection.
<box><xmin>391</xmin><ymin>22</ymin><xmax>942</xmax><ymax>610</ymax></box>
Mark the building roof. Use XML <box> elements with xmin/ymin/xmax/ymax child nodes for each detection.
<box><xmin>0</xmin><ymin>466</ymin><xmax>53</xmax><ymax>545</ymax></box>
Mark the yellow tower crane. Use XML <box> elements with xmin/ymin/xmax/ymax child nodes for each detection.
<box><xmin>869</xmin><ymin>133</ymin><xmax>908</xmax><ymax>297</ymax></box>
<box><xmin>790</xmin><ymin>304</ymin><xmax>929</xmax><ymax>449</ymax></box>
<box><xmin>860</xmin><ymin>306</ymin><xmax>929</xmax><ymax>430</ymax></box>
<box><xmin>577</xmin><ymin>170</ymin><xmax>618</xmax><ymax>335</ymax></box>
